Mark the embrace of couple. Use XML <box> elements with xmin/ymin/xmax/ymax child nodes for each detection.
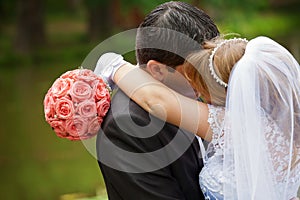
<box><xmin>94</xmin><ymin>1</ymin><xmax>300</xmax><ymax>200</ymax></box>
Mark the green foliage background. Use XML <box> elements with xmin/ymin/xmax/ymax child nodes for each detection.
<box><xmin>0</xmin><ymin>0</ymin><xmax>299</xmax><ymax>199</ymax></box>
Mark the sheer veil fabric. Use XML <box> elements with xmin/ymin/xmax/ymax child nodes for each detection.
<box><xmin>223</xmin><ymin>36</ymin><xmax>300</xmax><ymax>199</ymax></box>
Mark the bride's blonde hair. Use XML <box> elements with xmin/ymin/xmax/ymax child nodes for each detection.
<box><xmin>183</xmin><ymin>37</ymin><xmax>247</xmax><ymax>106</ymax></box>
<box><xmin>185</xmin><ymin>37</ymin><xmax>300</xmax><ymax>168</ymax></box>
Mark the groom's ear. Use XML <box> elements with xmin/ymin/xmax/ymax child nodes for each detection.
<box><xmin>146</xmin><ymin>60</ymin><xmax>168</xmax><ymax>81</ymax></box>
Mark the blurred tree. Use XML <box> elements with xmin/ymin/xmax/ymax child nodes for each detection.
<box><xmin>0</xmin><ymin>0</ymin><xmax>17</xmax><ymax>30</ymax></box>
<box><xmin>0</xmin><ymin>1</ymin><xmax>4</xmax><ymax>31</ymax></box>
<box><xmin>66</xmin><ymin>0</ymin><xmax>82</xmax><ymax>12</ymax></box>
<box><xmin>191</xmin><ymin>0</ymin><xmax>201</xmax><ymax>6</ymax></box>
<box><xmin>14</xmin><ymin>0</ymin><xmax>46</xmax><ymax>53</ymax></box>
<box><xmin>269</xmin><ymin>0</ymin><xmax>299</xmax><ymax>7</ymax></box>
<box><xmin>118</xmin><ymin>0</ymin><xmax>193</xmax><ymax>28</ymax></box>
<box><xmin>111</xmin><ymin>0</ymin><xmax>123</xmax><ymax>27</ymax></box>
<box><xmin>85</xmin><ymin>0</ymin><xmax>114</xmax><ymax>41</ymax></box>
<box><xmin>203</xmin><ymin>0</ymin><xmax>269</xmax><ymax>13</ymax></box>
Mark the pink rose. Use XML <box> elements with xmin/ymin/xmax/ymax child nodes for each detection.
<box><xmin>88</xmin><ymin>117</ymin><xmax>101</xmax><ymax>135</ymax></box>
<box><xmin>97</xmin><ymin>116</ymin><xmax>103</xmax><ymax>124</ymax></box>
<box><xmin>61</xmin><ymin>70</ymin><xmax>77</xmax><ymax>80</ymax></box>
<box><xmin>77</xmin><ymin>100</ymin><xmax>97</xmax><ymax>118</ymax></box>
<box><xmin>51</xmin><ymin>77</ymin><xmax>73</xmax><ymax>98</ymax></box>
<box><xmin>65</xmin><ymin>116</ymin><xmax>88</xmax><ymax>137</ymax></box>
<box><xmin>95</xmin><ymin>82</ymin><xmax>110</xmax><ymax>100</ymax></box>
<box><xmin>77</xmin><ymin>69</ymin><xmax>98</xmax><ymax>84</ymax></box>
<box><xmin>96</xmin><ymin>99</ymin><xmax>110</xmax><ymax>117</ymax></box>
<box><xmin>55</xmin><ymin>97</ymin><xmax>74</xmax><ymax>119</ymax></box>
<box><xmin>97</xmin><ymin>76</ymin><xmax>106</xmax><ymax>84</ymax></box>
<box><xmin>82</xmin><ymin>69</ymin><xmax>97</xmax><ymax>78</ymax></box>
<box><xmin>50</xmin><ymin>120</ymin><xmax>67</xmax><ymax>136</ymax></box>
<box><xmin>69</xmin><ymin>80</ymin><xmax>93</xmax><ymax>102</ymax></box>
<box><xmin>43</xmin><ymin>68</ymin><xmax>111</xmax><ymax>141</ymax></box>
<box><xmin>44</xmin><ymin>91</ymin><xmax>56</xmax><ymax>121</ymax></box>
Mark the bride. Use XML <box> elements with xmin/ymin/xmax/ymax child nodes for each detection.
<box><xmin>95</xmin><ymin>36</ymin><xmax>300</xmax><ymax>200</ymax></box>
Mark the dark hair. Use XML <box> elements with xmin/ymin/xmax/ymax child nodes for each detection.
<box><xmin>136</xmin><ymin>1</ymin><xmax>219</xmax><ymax>68</ymax></box>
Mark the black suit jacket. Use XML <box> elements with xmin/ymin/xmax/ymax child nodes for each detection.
<box><xmin>97</xmin><ymin>89</ymin><xmax>204</xmax><ymax>200</ymax></box>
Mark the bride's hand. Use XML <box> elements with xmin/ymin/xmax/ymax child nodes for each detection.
<box><xmin>94</xmin><ymin>52</ymin><xmax>128</xmax><ymax>89</ymax></box>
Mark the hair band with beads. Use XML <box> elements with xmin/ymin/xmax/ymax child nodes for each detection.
<box><xmin>208</xmin><ymin>38</ymin><xmax>248</xmax><ymax>87</ymax></box>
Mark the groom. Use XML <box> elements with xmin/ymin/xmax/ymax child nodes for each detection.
<box><xmin>96</xmin><ymin>1</ymin><xmax>219</xmax><ymax>199</ymax></box>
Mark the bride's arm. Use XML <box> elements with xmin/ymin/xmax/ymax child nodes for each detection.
<box><xmin>114</xmin><ymin>63</ymin><xmax>212</xmax><ymax>141</ymax></box>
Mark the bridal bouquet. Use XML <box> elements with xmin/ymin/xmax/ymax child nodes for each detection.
<box><xmin>43</xmin><ymin>68</ymin><xmax>111</xmax><ymax>141</ymax></box>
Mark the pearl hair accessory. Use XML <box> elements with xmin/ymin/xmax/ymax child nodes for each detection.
<box><xmin>208</xmin><ymin>38</ymin><xmax>248</xmax><ymax>87</ymax></box>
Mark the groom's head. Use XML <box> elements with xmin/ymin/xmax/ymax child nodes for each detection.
<box><xmin>135</xmin><ymin>1</ymin><xmax>219</xmax><ymax>92</ymax></box>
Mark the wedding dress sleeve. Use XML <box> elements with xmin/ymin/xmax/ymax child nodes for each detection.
<box><xmin>198</xmin><ymin>104</ymin><xmax>226</xmax><ymax>199</ymax></box>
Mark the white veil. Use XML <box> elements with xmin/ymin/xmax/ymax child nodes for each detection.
<box><xmin>223</xmin><ymin>36</ymin><xmax>300</xmax><ymax>199</ymax></box>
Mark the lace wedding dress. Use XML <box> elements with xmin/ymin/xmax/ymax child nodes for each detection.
<box><xmin>199</xmin><ymin>104</ymin><xmax>300</xmax><ymax>200</ymax></box>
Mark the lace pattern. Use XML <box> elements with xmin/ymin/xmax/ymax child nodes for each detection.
<box><xmin>263</xmin><ymin>116</ymin><xmax>300</xmax><ymax>198</ymax></box>
<box><xmin>200</xmin><ymin>104</ymin><xmax>300</xmax><ymax>199</ymax></box>
<box><xmin>199</xmin><ymin>105</ymin><xmax>226</xmax><ymax>199</ymax></box>
<box><xmin>206</xmin><ymin>104</ymin><xmax>225</xmax><ymax>158</ymax></box>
